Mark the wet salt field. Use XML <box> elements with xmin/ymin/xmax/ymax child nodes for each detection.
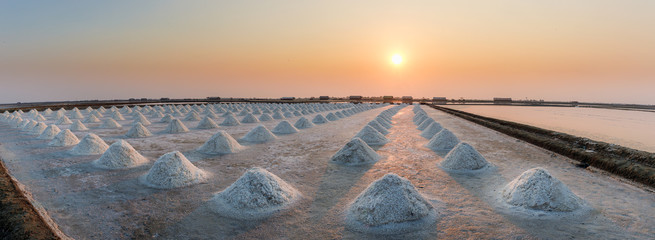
<box><xmin>448</xmin><ymin>105</ymin><xmax>655</xmax><ymax>153</ymax></box>
<box><xmin>0</xmin><ymin>103</ymin><xmax>653</xmax><ymax>239</ymax></box>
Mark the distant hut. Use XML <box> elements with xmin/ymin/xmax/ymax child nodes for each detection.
<box><xmin>401</xmin><ymin>96</ymin><xmax>413</xmax><ymax>104</ymax></box>
<box><xmin>432</xmin><ymin>97</ymin><xmax>447</xmax><ymax>105</ymax></box>
<box><xmin>493</xmin><ymin>97</ymin><xmax>512</xmax><ymax>105</ymax></box>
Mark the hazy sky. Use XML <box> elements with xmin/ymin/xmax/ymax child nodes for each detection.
<box><xmin>1</xmin><ymin>1</ymin><xmax>654</xmax><ymax>104</ymax></box>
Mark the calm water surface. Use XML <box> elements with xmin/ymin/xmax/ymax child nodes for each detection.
<box><xmin>448</xmin><ymin>105</ymin><xmax>655</xmax><ymax>153</ymax></box>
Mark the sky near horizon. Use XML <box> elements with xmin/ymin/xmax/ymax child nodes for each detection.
<box><xmin>1</xmin><ymin>1</ymin><xmax>654</xmax><ymax>104</ymax></box>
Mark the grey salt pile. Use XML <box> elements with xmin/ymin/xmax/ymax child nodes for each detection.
<box><xmin>70</xmin><ymin>133</ymin><xmax>109</xmax><ymax>155</ymax></box>
<box><xmin>209</xmin><ymin>167</ymin><xmax>301</xmax><ymax>220</ymax></box>
<box><xmin>346</xmin><ymin>173</ymin><xmax>437</xmax><ymax>234</ymax></box>
<box><xmin>142</xmin><ymin>151</ymin><xmax>207</xmax><ymax>189</ymax></box>
<box><xmin>502</xmin><ymin>167</ymin><xmax>583</xmax><ymax>212</ymax></box>
<box><xmin>240</xmin><ymin>125</ymin><xmax>277</xmax><ymax>143</ymax></box>
<box><xmin>272</xmin><ymin>120</ymin><xmax>299</xmax><ymax>135</ymax></box>
<box><xmin>93</xmin><ymin>140</ymin><xmax>148</xmax><ymax>169</ymax></box>
<box><xmin>197</xmin><ymin>130</ymin><xmax>244</xmax><ymax>154</ymax></box>
<box><xmin>330</xmin><ymin>138</ymin><xmax>380</xmax><ymax>166</ymax></box>
<box><xmin>425</xmin><ymin>128</ymin><xmax>460</xmax><ymax>152</ymax></box>
<box><xmin>440</xmin><ymin>142</ymin><xmax>491</xmax><ymax>171</ymax></box>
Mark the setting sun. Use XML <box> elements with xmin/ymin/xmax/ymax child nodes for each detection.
<box><xmin>392</xmin><ymin>54</ymin><xmax>403</xmax><ymax>65</ymax></box>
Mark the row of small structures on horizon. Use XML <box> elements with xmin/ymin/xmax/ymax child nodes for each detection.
<box><xmin>3</xmin><ymin>96</ymin><xmax>654</xmax><ymax>113</ymax></box>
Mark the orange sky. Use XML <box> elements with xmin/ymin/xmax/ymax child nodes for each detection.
<box><xmin>1</xmin><ymin>1</ymin><xmax>654</xmax><ymax>104</ymax></box>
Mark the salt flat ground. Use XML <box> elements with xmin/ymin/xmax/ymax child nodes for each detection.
<box><xmin>0</xmin><ymin>105</ymin><xmax>653</xmax><ymax>239</ymax></box>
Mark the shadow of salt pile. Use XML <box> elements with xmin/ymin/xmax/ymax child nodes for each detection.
<box><xmin>307</xmin><ymin>163</ymin><xmax>373</xmax><ymax>223</ymax></box>
<box><xmin>445</xmin><ymin>164</ymin><xmax>627</xmax><ymax>239</ymax></box>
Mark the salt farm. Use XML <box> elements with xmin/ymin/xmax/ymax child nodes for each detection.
<box><xmin>0</xmin><ymin>102</ymin><xmax>653</xmax><ymax>239</ymax></box>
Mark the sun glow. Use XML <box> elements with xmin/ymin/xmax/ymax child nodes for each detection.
<box><xmin>392</xmin><ymin>54</ymin><xmax>403</xmax><ymax>65</ymax></box>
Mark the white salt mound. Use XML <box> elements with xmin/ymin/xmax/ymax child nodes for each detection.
<box><xmin>240</xmin><ymin>125</ymin><xmax>277</xmax><ymax>143</ymax></box>
<box><xmin>426</xmin><ymin>128</ymin><xmax>460</xmax><ymax>152</ymax></box>
<box><xmin>367</xmin><ymin>120</ymin><xmax>389</xmax><ymax>135</ymax></box>
<box><xmin>330</xmin><ymin>138</ymin><xmax>380</xmax><ymax>165</ymax></box>
<box><xmin>219</xmin><ymin>114</ymin><xmax>241</xmax><ymax>126</ymax></box>
<box><xmin>440</xmin><ymin>142</ymin><xmax>491</xmax><ymax>171</ymax></box>
<box><xmin>48</xmin><ymin>129</ymin><xmax>80</xmax><ymax>147</ymax></box>
<box><xmin>196</xmin><ymin>116</ymin><xmax>219</xmax><ymax>129</ymax></box>
<box><xmin>209</xmin><ymin>167</ymin><xmax>301</xmax><ymax>220</ymax></box>
<box><xmin>37</xmin><ymin>125</ymin><xmax>61</xmax><ymax>140</ymax></box>
<box><xmin>502</xmin><ymin>167</ymin><xmax>583</xmax><ymax>212</ymax></box>
<box><xmin>417</xmin><ymin>118</ymin><xmax>435</xmax><ymax>131</ymax></box>
<box><xmin>312</xmin><ymin>114</ymin><xmax>328</xmax><ymax>124</ymax></box>
<box><xmin>83</xmin><ymin>114</ymin><xmax>100</xmax><ymax>123</ymax></box>
<box><xmin>143</xmin><ymin>151</ymin><xmax>207</xmax><ymax>189</ymax></box>
<box><xmin>126</xmin><ymin>122</ymin><xmax>152</xmax><ymax>138</ymax></box>
<box><xmin>258</xmin><ymin>113</ymin><xmax>273</xmax><ymax>122</ymax></box>
<box><xmin>100</xmin><ymin>118</ymin><xmax>122</xmax><ymax>129</ymax></box>
<box><xmin>271</xmin><ymin>120</ymin><xmax>299</xmax><ymax>134</ymax></box>
<box><xmin>354</xmin><ymin>125</ymin><xmax>389</xmax><ymax>146</ymax></box>
<box><xmin>133</xmin><ymin>113</ymin><xmax>152</xmax><ymax>126</ymax></box>
<box><xmin>420</xmin><ymin>122</ymin><xmax>443</xmax><ymax>139</ymax></box>
<box><xmin>346</xmin><ymin>173</ymin><xmax>437</xmax><ymax>234</ymax></box>
<box><xmin>197</xmin><ymin>130</ymin><xmax>244</xmax><ymax>154</ymax></box>
<box><xmin>30</xmin><ymin>122</ymin><xmax>48</xmax><ymax>135</ymax></box>
<box><xmin>165</xmin><ymin>119</ymin><xmax>189</xmax><ymax>133</ymax></box>
<box><xmin>241</xmin><ymin>113</ymin><xmax>260</xmax><ymax>123</ymax></box>
<box><xmin>93</xmin><ymin>140</ymin><xmax>148</xmax><ymax>169</ymax></box>
<box><xmin>70</xmin><ymin>133</ymin><xmax>109</xmax><ymax>155</ymax></box>
<box><xmin>69</xmin><ymin>120</ymin><xmax>89</xmax><ymax>131</ymax></box>
<box><xmin>160</xmin><ymin>114</ymin><xmax>174</xmax><ymax>123</ymax></box>
<box><xmin>293</xmin><ymin>117</ymin><xmax>314</xmax><ymax>129</ymax></box>
<box><xmin>56</xmin><ymin>116</ymin><xmax>73</xmax><ymax>125</ymax></box>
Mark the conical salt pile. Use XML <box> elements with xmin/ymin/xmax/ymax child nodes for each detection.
<box><xmin>196</xmin><ymin>116</ymin><xmax>219</xmax><ymax>129</ymax></box>
<box><xmin>125</xmin><ymin>122</ymin><xmax>152</xmax><ymax>138</ymax></box>
<box><xmin>70</xmin><ymin>133</ymin><xmax>109</xmax><ymax>155</ymax></box>
<box><xmin>132</xmin><ymin>113</ymin><xmax>152</xmax><ymax>126</ymax></box>
<box><xmin>272</xmin><ymin>111</ymin><xmax>285</xmax><ymax>119</ymax></box>
<box><xmin>271</xmin><ymin>120</ymin><xmax>299</xmax><ymax>135</ymax></box>
<box><xmin>111</xmin><ymin>111</ymin><xmax>125</xmax><ymax>121</ymax></box>
<box><xmin>197</xmin><ymin>130</ymin><xmax>244</xmax><ymax>154</ymax></box>
<box><xmin>143</xmin><ymin>151</ymin><xmax>207</xmax><ymax>189</ymax></box>
<box><xmin>220</xmin><ymin>114</ymin><xmax>241</xmax><ymax>126</ymax></box>
<box><xmin>312</xmin><ymin>114</ymin><xmax>328</xmax><ymax>124</ymax></box>
<box><xmin>69</xmin><ymin>120</ymin><xmax>89</xmax><ymax>131</ymax></box>
<box><xmin>417</xmin><ymin>118</ymin><xmax>435</xmax><ymax>131</ymax></box>
<box><xmin>367</xmin><ymin>120</ymin><xmax>389</xmax><ymax>135</ymax></box>
<box><xmin>330</xmin><ymin>138</ymin><xmax>380</xmax><ymax>165</ymax></box>
<box><xmin>326</xmin><ymin>112</ymin><xmax>339</xmax><ymax>121</ymax></box>
<box><xmin>160</xmin><ymin>114</ymin><xmax>174</xmax><ymax>123</ymax></box>
<box><xmin>420</xmin><ymin>122</ymin><xmax>443</xmax><ymax>139</ymax></box>
<box><xmin>48</xmin><ymin>129</ymin><xmax>80</xmax><ymax>147</ymax></box>
<box><xmin>209</xmin><ymin>167</ymin><xmax>301</xmax><ymax>220</ymax></box>
<box><xmin>346</xmin><ymin>174</ymin><xmax>436</xmax><ymax>234</ymax></box>
<box><xmin>37</xmin><ymin>125</ymin><xmax>61</xmax><ymax>140</ymax></box>
<box><xmin>56</xmin><ymin>115</ymin><xmax>73</xmax><ymax>125</ymax></box>
<box><xmin>502</xmin><ymin>168</ymin><xmax>583</xmax><ymax>212</ymax></box>
<box><xmin>165</xmin><ymin>119</ymin><xmax>189</xmax><ymax>133</ymax></box>
<box><xmin>83</xmin><ymin>114</ymin><xmax>101</xmax><ymax>123</ymax></box>
<box><xmin>100</xmin><ymin>118</ymin><xmax>122</xmax><ymax>129</ymax></box>
<box><xmin>258</xmin><ymin>113</ymin><xmax>273</xmax><ymax>122</ymax></box>
<box><xmin>241</xmin><ymin>113</ymin><xmax>259</xmax><ymax>123</ymax></box>
<box><xmin>440</xmin><ymin>142</ymin><xmax>491</xmax><ymax>171</ymax></box>
<box><xmin>185</xmin><ymin>111</ymin><xmax>201</xmax><ymax>121</ymax></box>
<box><xmin>294</xmin><ymin>117</ymin><xmax>314</xmax><ymax>129</ymax></box>
<box><xmin>375</xmin><ymin>116</ymin><xmax>392</xmax><ymax>129</ymax></box>
<box><xmin>93</xmin><ymin>140</ymin><xmax>148</xmax><ymax>169</ymax></box>
<box><xmin>240</xmin><ymin>125</ymin><xmax>277</xmax><ymax>143</ymax></box>
<box><xmin>21</xmin><ymin>120</ymin><xmax>37</xmax><ymax>132</ymax></box>
<box><xmin>354</xmin><ymin>125</ymin><xmax>389</xmax><ymax>146</ymax></box>
<box><xmin>426</xmin><ymin>128</ymin><xmax>460</xmax><ymax>152</ymax></box>
<box><xmin>30</xmin><ymin>122</ymin><xmax>48</xmax><ymax>135</ymax></box>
